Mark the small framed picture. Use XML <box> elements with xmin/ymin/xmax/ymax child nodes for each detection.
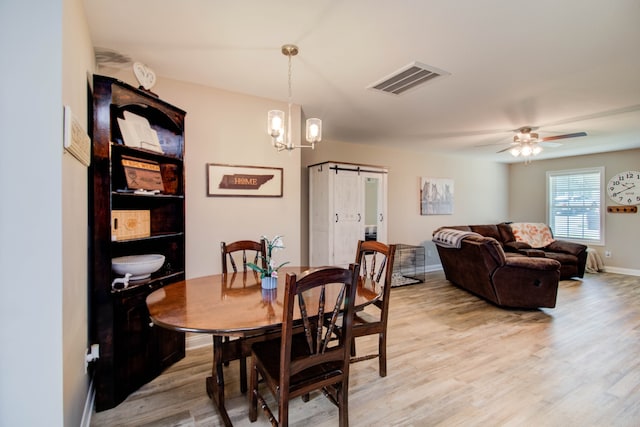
<box><xmin>421</xmin><ymin>177</ymin><xmax>454</xmax><ymax>215</ymax></box>
<box><xmin>207</xmin><ymin>163</ymin><xmax>283</xmax><ymax>197</ymax></box>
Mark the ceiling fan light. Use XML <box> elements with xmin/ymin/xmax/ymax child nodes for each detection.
<box><xmin>505</xmin><ymin>127</ymin><xmax>584</xmax><ymax>162</ymax></box>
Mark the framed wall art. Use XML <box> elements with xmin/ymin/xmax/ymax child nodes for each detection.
<box><xmin>420</xmin><ymin>177</ymin><xmax>454</xmax><ymax>215</ymax></box>
<box><xmin>207</xmin><ymin>163</ymin><xmax>283</xmax><ymax>197</ymax></box>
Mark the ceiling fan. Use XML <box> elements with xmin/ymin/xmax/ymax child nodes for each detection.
<box><xmin>497</xmin><ymin>126</ymin><xmax>587</xmax><ymax>158</ymax></box>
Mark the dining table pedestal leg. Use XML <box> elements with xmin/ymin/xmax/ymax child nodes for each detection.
<box><xmin>206</xmin><ymin>335</ymin><xmax>233</xmax><ymax>427</ymax></box>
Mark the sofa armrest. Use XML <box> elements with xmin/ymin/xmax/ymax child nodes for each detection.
<box><xmin>546</xmin><ymin>240</ymin><xmax>587</xmax><ymax>256</ymax></box>
<box><xmin>504</xmin><ymin>256</ymin><xmax>560</xmax><ymax>271</ymax></box>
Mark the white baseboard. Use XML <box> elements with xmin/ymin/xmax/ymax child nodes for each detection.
<box><xmin>80</xmin><ymin>378</ymin><xmax>95</xmax><ymax>427</ymax></box>
<box><xmin>425</xmin><ymin>264</ymin><xmax>443</xmax><ymax>273</ymax></box>
<box><xmin>603</xmin><ymin>266</ymin><xmax>640</xmax><ymax>276</ymax></box>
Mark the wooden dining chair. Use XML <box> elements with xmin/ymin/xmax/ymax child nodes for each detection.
<box><xmin>220</xmin><ymin>239</ymin><xmax>267</xmax><ymax>392</ymax></box>
<box><xmin>220</xmin><ymin>239</ymin><xmax>266</xmax><ymax>274</ymax></box>
<box><xmin>249</xmin><ymin>264</ymin><xmax>360</xmax><ymax>427</ymax></box>
<box><xmin>339</xmin><ymin>240</ymin><xmax>397</xmax><ymax>377</ymax></box>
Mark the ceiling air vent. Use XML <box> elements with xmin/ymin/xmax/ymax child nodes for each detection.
<box><xmin>369</xmin><ymin>62</ymin><xmax>450</xmax><ymax>95</ymax></box>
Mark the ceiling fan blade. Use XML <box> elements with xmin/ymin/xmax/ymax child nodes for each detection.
<box><xmin>496</xmin><ymin>146</ymin><xmax>514</xmax><ymax>153</ymax></box>
<box><xmin>540</xmin><ymin>132</ymin><xmax>587</xmax><ymax>142</ymax></box>
<box><xmin>539</xmin><ymin>141</ymin><xmax>563</xmax><ymax>148</ymax></box>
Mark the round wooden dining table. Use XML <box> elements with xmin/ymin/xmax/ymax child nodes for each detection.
<box><xmin>146</xmin><ymin>266</ymin><xmax>381</xmax><ymax>427</ymax></box>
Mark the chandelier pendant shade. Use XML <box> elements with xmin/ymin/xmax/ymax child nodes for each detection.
<box><xmin>268</xmin><ymin>44</ymin><xmax>322</xmax><ymax>151</ymax></box>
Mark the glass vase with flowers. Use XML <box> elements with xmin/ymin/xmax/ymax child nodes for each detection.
<box><xmin>248</xmin><ymin>235</ymin><xmax>289</xmax><ymax>289</ymax></box>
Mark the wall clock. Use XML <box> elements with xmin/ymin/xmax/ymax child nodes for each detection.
<box><xmin>607</xmin><ymin>170</ymin><xmax>640</xmax><ymax>205</ymax></box>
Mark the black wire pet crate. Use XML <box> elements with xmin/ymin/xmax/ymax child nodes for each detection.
<box><xmin>391</xmin><ymin>244</ymin><xmax>425</xmax><ymax>287</ymax></box>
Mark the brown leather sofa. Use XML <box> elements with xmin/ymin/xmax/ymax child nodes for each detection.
<box><xmin>433</xmin><ymin>230</ymin><xmax>561</xmax><ymax>308</ymax></box>
<box><xmin>443</xmin><ymin>223</ymin><xmax>588</xmax><ymax>280</ymax></box>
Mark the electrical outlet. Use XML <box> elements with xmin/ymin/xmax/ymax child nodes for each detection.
<box><xmin>85</xmin><ymin>344</ymin><xmax>100</xmax><ymax>373</ymax></box>
<box><xmin>605</xmin><ymin>250</ymin><xmax>612</xmax><ymax>258</ymax></box>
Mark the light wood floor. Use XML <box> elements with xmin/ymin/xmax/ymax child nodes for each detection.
<box><xmin>90</xmin><ymin>271</ymin><xmax>640</xmax><ymax>427</ymax></box>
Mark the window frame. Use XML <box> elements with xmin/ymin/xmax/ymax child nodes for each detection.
<box><xmin>546</xmin><ymin>166</ymin><xmax>605</xmax><ymax>245</ymax></box>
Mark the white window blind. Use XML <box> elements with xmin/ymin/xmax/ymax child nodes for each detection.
<box><xmin>547</xmin><ymin>167</ymin><xmax>604</xmax><ymax>244</ymax></box>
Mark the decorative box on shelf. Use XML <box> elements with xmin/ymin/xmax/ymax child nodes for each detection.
<box><xmin>111</xmin><ymin>210</ymin><xmax>150</xmax><ymax>241</ymax></box>
<box><xmin>121</xmin><ymin>156</ymin><xmax>165</xmax><ymax>192</ymax></box>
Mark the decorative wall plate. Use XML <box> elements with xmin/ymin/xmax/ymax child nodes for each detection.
<box><xmin>133</xmin><ymin>62</ymin><xmax>156</xmax><ymax>90</ymax></box>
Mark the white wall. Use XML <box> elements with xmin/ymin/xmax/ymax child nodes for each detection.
<box><xmin>0</xmin><ymin>1</ymin><xmax>64</xmax><ymax>425</ymax></box>
<box><xmin>509</xmin><ymin>148</ymin><xmax>640</xmax><ymax>273</ymax></box>
<box><xmin>302</xmin><ymin>140</ymin><xmax>509</xmax><ymax>268</ymax></box>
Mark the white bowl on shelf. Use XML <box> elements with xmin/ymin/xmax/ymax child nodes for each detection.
<box><xmin>112</xmin><ymin>254</ymin><xmax>165</xmax><ymax>280</ymax></box>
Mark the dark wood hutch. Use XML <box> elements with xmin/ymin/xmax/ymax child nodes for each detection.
<box><xmin>89</xmin><ymin>75</ymin><xmax>186</xmax><ymax>411</ymax></box>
